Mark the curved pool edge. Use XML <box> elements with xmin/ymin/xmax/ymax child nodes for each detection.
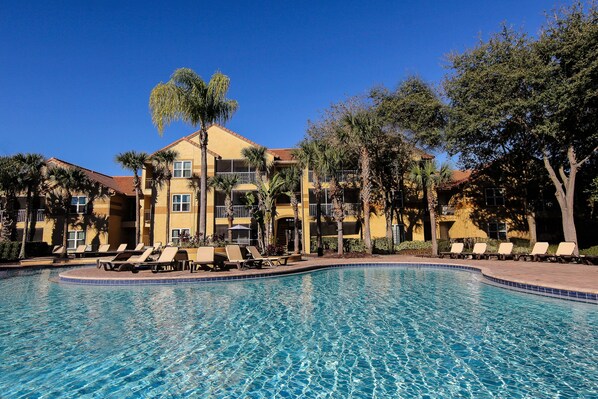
<box><xmin>57</xmin><ymin>262</ymin><xmax>598</xmax><ymax>304</ymax></box>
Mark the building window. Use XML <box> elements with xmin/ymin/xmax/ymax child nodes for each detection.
<box><xmin>171</xmin><ymin>228</ymin><xmax>190</xmax><ymax>244</ymax></box>
<box><xmin>70</xmin><ymin>196</ymin><xmax>87</xmax><ymax>214</ymax></box>
<box><xmin>485</xmin><ymin>188</ymin><xmax>505</xmax><ymax>206</ymax></box>
<box><xmin>173</xmin><ymin>161</ymin><xmax>192</xmax><ymax>178</ymax></box>
<box><xmin>488</xmin><ymin>221</ymin><xmax>507</xmax><ymax>240</ymax></box>
<box><xmin>67</xmin><ymin>230</ymin><xmax>85</xmax><ymax>250</ymax></box>
<box><xmin>172</xmin><ymin>194</ymin><xmax>191</xmax><ymax>212</ymax></box>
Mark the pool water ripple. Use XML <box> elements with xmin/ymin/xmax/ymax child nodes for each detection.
<box><xmin>1</xmin><ymin>267</ymin><xmax>597</xmax><ymax>398</ymax></box>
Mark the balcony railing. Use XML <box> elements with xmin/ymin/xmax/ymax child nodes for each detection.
<box><xmin>17</xmin><ymin>209</ymin><xmax>45</xmax><ymax>222</ymax></box>
<box><xmin>215</xmin><ymin>205</ymin><xmax>255</xmax><ymax>218</ymax></box>
<box><xmin>217</xmin><ymin>171</ymin><xmax>256</xmax><ymax>184</ymax></box>
<box><xmin>309</xmin><ymin>203</ymin><xmax>360</xmax><ymax>217</ymax></box>
<box><xmin>144</xmin><ymin>210</ymin><xmax>152</xmax><ymax>224</ymax></box>
<box><xmin>308</xmin><ymin>170</ymin><xmax>358</xmax><ymax>183</ymax></box>
<box><xmin>440</xmin><ymin>205</ymin><xmax>455</xmax><ymax>215</ymax></box>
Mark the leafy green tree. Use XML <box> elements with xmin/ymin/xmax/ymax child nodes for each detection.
<box><xmin>13</xmin><ymin>154</ymin><xmax>46</xmax><ymax>259</ymax></box>
<box><xmin>46</xmin><ymin>166</ymin><xmax>100</xmax><ymax>258</ymax></box>
<box><xmin>445</xmin><ymin>4</ymin><xmax>598</xmax><ymax>253</ymax></box>
<box><xmin>0</xmin><ymin>156</ymin><xmax>19</xmax><ymax>241</ymax></box>
<box><xmin>370</xmin><ymin>133</ymin><xmax>411</xmax><ymax>250</ymax></box>
<box><xmin>152</xmin><ymin>150</ymin><xmax>178</xmax><ymax>243</ymax></box>
<box><xmin>210</xmin><ymin>174</ymin><xmax>240</xmax><ymax>242</ymax></box>
<box><xmin>115</xmin><ymin>151</ymin><xmax>148</xmax><ymax>246</ymax></box>
<box><xmin>409</xmin><ymin>160</ymin><xmax>452</xmax><ymax>256</ymax></box>
<box><xmin>150</xmin><ymin>68</ymin><xmax>238</xmax><ymax>241</ymax></box>
<box><xmin>372</xmin><ymin>76</ymin><xmax>449</xmax><ymax>248</ymax></box>
<box><xmin>279</xmin><ymin>166</ymin><xmax>302</xmax><ymax>254</ymax></box>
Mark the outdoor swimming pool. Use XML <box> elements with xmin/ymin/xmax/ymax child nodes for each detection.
<box><xmin>1</xmin><ymin>266</ymin><xmax>597</xmax><ymax>398</ymax></box>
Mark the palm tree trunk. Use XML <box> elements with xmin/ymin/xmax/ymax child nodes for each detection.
<box><xmin>165</xmin><ymin>179</ymin><xmax>171</xmax><ymax>244</ymax></box>
<box><xmin>292</xmin><ymin>195</ymin><xmax>300</xmax><ymax>254</ymax></box>
<box><xmin>226</xmin><ymin>194</ymin><xmax>233</xmax><ymax>242</ymax></box>
<box><xmin>61</xmin><ymin>205</ymin><xmax>69</xmax><ymax>258</ymax></box>
<box><xmin>134</xmin><ymin>173</ymin><xmax>140</xmax><ymax>246</ymax></box>
<box><xmin>150</xmin><ymin>181</ymin><xmax>157</xmax><ymax>245</ymax></box>
<box><xmin>428</xmin><ymin>189</ymin><xmax>438</xmax><ymax>256</ymax></box>
<box><xmin>360</xmin><ymin>149</ymin><xmax>372</xmax><ymax>254</ymax></box>
<box><xmin>19</xmin><ymin>190</ymin><xmax>31</xmax><ymax>259</ymax></box>
<box><xmin>199</xmin><ymin>128</ymin><xmax>208</xmax><ymax>242</ymax></box>
<box><xmin>314</xmin><ymin>176</ymin><xmax>323</xmax><ymax>257</ymax></box>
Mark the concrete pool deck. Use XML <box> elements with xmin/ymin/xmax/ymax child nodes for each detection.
<box><xmin>55</xmin><ymin>255</ymin><xmax>598</xmax><ymax>302</ymax></box>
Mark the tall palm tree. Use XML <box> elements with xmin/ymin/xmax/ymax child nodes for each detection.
<box><xmin>294</xmin><ymin>139</ymin><xmax>326</xmax><ymax>256</ymax></box>
<box><xmin>409</xmin><ymin>160</ymin><xmax>452</xmax><ymax>256</ymax></box>
<box><xmin>342</xmin><ymin>109</ymin><xmax>384</xmax><ymax>254</ymax></box>
<box><xmin>115</xmin><ymin>151</ymin><xmax>149</xmax><ymax>246</ymax></box>
<box><xmin>319</xmin><ymin>146</ymin><xmax>345</xmax><ymax>256</ymax></box>
<box><xmin>257</xmin><ymin>173</ymin><xmax>285</xmax><ymax>246</ymax></box>
<box><xmin>242</xmin><ymin>146</ymin><xmax>269</xmax><ymax>245</ymax></box>
<box><xmin>46</xmin><ymin>166</ymin><xmax>95</xmax><ymax>258</ymax></box>
<box><xmin>13</xmin><ymin>154</ymin><xmax>46</xmax><ymax>259</ymax></box>
<box><xmin>241</xmin><ymin>146</ymin><xmax>268</xmax><ymax>184</ymax></box>
<box><xmin>210</xmin><ymin>174</ymin><xmax>239</xmax><ymax>242</ymax></box>
<box><xmin>148</xmin><ymin>163</ymin><xmax>166</xmax><ymax>246</ymax></box>
<box><xmin>152</xmin><ymin>150</ymin><xmax>178</xmax><ymax>243</ymax></box>
<box><xmin>279</xmin><ymin>166</ymin><xmax>302</xmax><ymax>254</ymax></box>
<box><xmin>150</xmin><ymin>68</ymin><xmax>238</xmax><ymax>241</ymax></box>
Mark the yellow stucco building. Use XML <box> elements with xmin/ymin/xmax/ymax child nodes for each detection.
<box><xmin>10</xmin><ymin>125</ymin><xmax>533</xmax><ymax>253</ymax></box>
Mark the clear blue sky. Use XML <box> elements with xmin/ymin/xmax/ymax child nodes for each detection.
<box><xmin>0</xmin><ymin>0</ymin><xmax>566</xmax><ymax>176</ymax></box>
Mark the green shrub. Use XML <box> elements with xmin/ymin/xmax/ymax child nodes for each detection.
<box><xmin>309</xmin><ymin>237</ymin><xmax>367</xmax><ymax>253</ymax></box>
<box><xmin>580</xmin><ymin>245</ymin><xmax>598</xmax><ymax>255</ymax></box>
<box><xmin>438</xmin><ymin>239</ymin><xmax>451</xmax><ymax>253</ymax></box>
<box><xmin>396</xmin><ymin>241</ymin><xmax>432</xmax><ymax>251</ymax></box>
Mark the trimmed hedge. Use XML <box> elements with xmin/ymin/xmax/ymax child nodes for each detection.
<box><xmin>0</xmin><ymin>242</ymin><xmax>20</xmax><ymax>262</ymax></box>
<box><xmin>0</xmin><ymin>241</ymin><xmax>51</xmax><ymax>262</ymax></box>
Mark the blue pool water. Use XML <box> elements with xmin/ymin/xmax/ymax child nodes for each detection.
<box><xmin>1</xmin><ymin>266</ymin><xmax>597</xmax><ymax>398</ymax></box>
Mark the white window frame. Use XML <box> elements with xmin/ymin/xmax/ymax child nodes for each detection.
<box><xmin>485</xmin><ymin>188</ymin><xmax>505</xmax><ymax>206</ymax></box>
<box><xmin>70</xmin><ymin>196</ymin><xmax>87</xmax><ymax>214</ymax></box>
<box><xmin>171</xmin><ymin>228</ymin><xmax>190</xmax><ymax>244</ymax></box>
<box><xmin>67</xmin><ymin>230</ymin><xmax>86</xmax><ymax>250</ymax></box>
<box><xmin>172</xmin><ymin>194</ymin><xmax>191</xmax><ymax>212</ymax></box>
<box><xmin>173</xmin><ymin>161</ymin><xmax>192</xmax><ymax>178</ymax></box>
<box><xmin>488</xmin><ymin>221</ymin><xmax>507</xmax><ymax>240</ymax></box>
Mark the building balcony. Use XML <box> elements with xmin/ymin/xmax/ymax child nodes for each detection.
<box><xmin>215</xmin><ymin>205</ymin><xmax>255</xmax><ymax>218</ymax></box>
<box><xmin>308</xmin><ymin>170</ymin><xmax>357</xmax><ymax>183</ymax></box>
<box><xmin>217</xmin><ymin>171</ymin><xmax>256</xmax><ymax>184</ymax></box>
<box><xmin>308</xmin><ymin>203</ymin><xmax>360</xmax><ymax>217</ymax></box>
<box><xmin>17</xmin><ymin>209</ymin><xmax>45</xmax><ymax>223</ymax></box>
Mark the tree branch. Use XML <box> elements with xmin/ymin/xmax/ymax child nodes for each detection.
<box><xmin>575</xmin><ymin>144</ymin><xmax>598</xmax><ymax>167</ymax></box>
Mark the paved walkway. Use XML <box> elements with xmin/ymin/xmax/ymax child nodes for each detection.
<box><xmin>57</xmin><ymin>255</ymin><xmax>598</xmax><ymax>295</ymax></box>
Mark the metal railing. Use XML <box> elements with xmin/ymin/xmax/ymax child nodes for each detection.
<box><xmin>17</xmin><ymin>209</ymin><xmax>45</xmax><ymax>222</ymax></box>
<box><xmin>217</xmin><ymin>171</ymin><xmax>256</xmax><ymax>184</ymax></box>
<box><xmin>144</xmin><ymin>210</ymin><xmax>152</xmax><ymax>224</ymax></box>
<box><xmin>308</xmin><ymin>170</ymin><xmax>358</xmax><ymax>183</ymax></box>
<box><xmin>215</xmin><ymin>205</ymin><xmax>255</xmax><ymax>218</ymax></box>
<box><xmin>308</xmin><ymin>203</ymin><xmax>360</xmax><ymax>217</ymax></box>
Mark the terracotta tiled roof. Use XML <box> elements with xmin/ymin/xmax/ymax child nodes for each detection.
<box><xmin>46</xmin><ymin>157</ymin><xmax>130</xmax><ymax>195</ymax></box>
<box><xmin>439</xmin><ymin>169</ymin><xmax>472</xmax><ymax>189</ymax></box>
<box><xmin>413</xmin><ymin>147</ymin><xmax>434</xmax><ymax>160</ymax></box>
<box><xmin>270</xmin><ymin>148</ymin><xmax>296</xmax><ymax>161</ymax></box>
<box><xmin>113</xmin><ymin>176</ymin><xmax>136</xmax><ymax>196</ymax></box>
